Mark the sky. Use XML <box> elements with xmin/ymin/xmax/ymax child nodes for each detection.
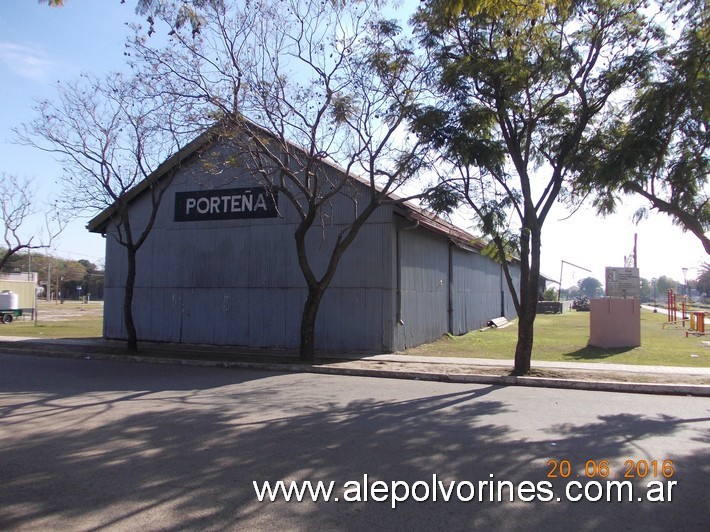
<box><xmin>0</xmin><ymin>0</ymin><xmax>707</xmax><ymax>287</ymax></box>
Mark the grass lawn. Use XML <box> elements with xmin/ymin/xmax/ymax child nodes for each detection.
<box><xmin>0</xmin><ymin>300</ymin><xmax>103</xmax><ymax>339</ymax></box>
<box><xmin>404</xmin><ymin>308</ymin><xmax>710</xmax><ymax>368</ymax></box>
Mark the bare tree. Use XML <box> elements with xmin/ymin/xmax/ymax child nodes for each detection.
<box><xmin>17</xmin><ymin>73</ymin><xmax>193</xmax><ymax>351</ymax></box>
<box><xmin>0</xmin><ymin>173</ymin><xmax>66</xmax><ymax>272</ymax></box>
<box><xmin>132</xmin><ymin>0</ymin><xmax>433</xmax><ymax>361</ymax></box>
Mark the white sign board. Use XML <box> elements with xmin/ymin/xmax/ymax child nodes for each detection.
<box><xmin>605</xmin><ymin>267</ymin><xmax>640</xmax><ymax>299</ymax></box>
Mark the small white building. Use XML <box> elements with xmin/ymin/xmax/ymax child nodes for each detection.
<box><xmin>0</xmin><ymin>273</ymin><xmax>38</xmax><ymax>316</ymax></box>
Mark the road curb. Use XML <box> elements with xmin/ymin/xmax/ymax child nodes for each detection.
<box><xmin>9</xmin><ymin>347</ymin><xmax>708</xmax><ymax>397</ymax></box>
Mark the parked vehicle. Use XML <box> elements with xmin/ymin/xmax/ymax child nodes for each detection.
<box><xmin>573</xmin><ymin>296</ymin><xmax>590</xmax><ymax>311</ymax></box>
<box><xmin>0</xmin><ymin>309</ymin><xmax>22</xmax><ymax>323</ymax></box>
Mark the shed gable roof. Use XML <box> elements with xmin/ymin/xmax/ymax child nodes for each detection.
<box><xmin>86</xmin><ymin>123</ymin><xmax>484</xmax><ymax>251</ymax></box>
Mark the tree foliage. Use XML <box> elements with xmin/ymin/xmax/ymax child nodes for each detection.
<box><xmin>655</xmin><ymin>275</ymin><xmax>679</xmax><ymax>295</ymax></box>
<box><xmin>696</xmin><ymin>263</ymin><xmax>710</xmax><ymax>296</ymax></box>
<box><xmin>2</xmin><ymin>250</ymin><xmax>104</xmax><ymax>299</ymax></box>
<box><xmin>412</xmin><ymin>0</ymin><xmax>659</xmax><ymax>374</ymax></box>
<box><xmin>542</xmin><ymin>287</ymin><xmax>558</xmax><ymax>302</ymax></box>
<box><xmin>577</xmin><ymin>277</ymin><xmax>602</xmax><ymax>299</ymax></box>
<box><xmin>573</xmin><ymin>0</ymin><xmax>710</xmax><ymax>254</ymax></box>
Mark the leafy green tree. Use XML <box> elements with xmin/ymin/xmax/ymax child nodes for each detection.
<box><xmin>577</xmin><ymin>277</ymin><xmax>602</xmax><ymax>299</ymax></box>
<box><xmin>411</xmin><ymin>0</ymin><xmax>659</xmax><ymax>374</ymax></box>
<box><xmin>697</xmin><ymin>264</ymin><xmax>710</xmax><ymax>297</ymax></box>
<box><xmin>560</xmin><ymin>285</ymin><xmax>579</xmax><ymax>301</ymax></box>
<box><xmin>656</xmin><ymin>275</ymin><xmax>679</xmax><ymax>296</ymax></box>
<box><xmin>542</xmin><ymin>287</ymin><xmax>557</xmax><ymax>301</ymax></box>
<box><xmin>542</xmin><ymin>287</ymin><xmax>558</xmax><ymax>302</ymax></box>
<box><xmin>639</xmin><ymin>277</ymin><xmax>652</xmax><ymax>302</ymax></box>
<box><xmin>58</xmin><ymin>260</ymin><xmax>86</xmax><ymax>283</ymax></box>
<box><xmin>573</xmin><ymin>0</ymin><xmax>709</xmax><ymax>254</ymax></box>
<box><xmin>77</xmin><ymin>259</ymin><xmax>95</xmax><ymax>273</ymax></box>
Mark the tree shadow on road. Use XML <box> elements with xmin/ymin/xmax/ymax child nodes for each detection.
<box><xmin>0</xmin><ymin>361</ymin><xmax>708</xmax><ymax>531</ymax></box>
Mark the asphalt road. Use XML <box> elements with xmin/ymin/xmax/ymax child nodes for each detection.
<box><xmin>1</xmin><ymin>354</ymin><xmax>708</xmax><ymax>531</ymax></box>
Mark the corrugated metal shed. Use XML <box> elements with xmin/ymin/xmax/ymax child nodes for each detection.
<box><xmin>94</xmin><ymin>129</ymin><xmax>520</xmax><ymax>353</ymax></box>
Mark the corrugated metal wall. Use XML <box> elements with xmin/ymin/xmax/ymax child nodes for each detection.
<box><xmin>101</xmin><ymin>138</ymin><xmax>521</xmax><ymax>353</ymax></box>
<box><xmin>394</xmin><ymin>221</ymin><xmax>449</xmax><ymax>349</ymax></box>
<box><xmin>451</xmin><ymin>247</ymin><xmax>504</xmax><ymax>334</ymax></box>
<box><xmin>103</xmin><ymin>152</ymin><xmax>396</xmax><ymax>352</ymax></box>
<box><xmin>392</xmin><ymin>217</ymin><xmax>520</xmax><ymax>351</ymax></box>
<box><xmin>503</xmin><ymin>265</ymin><xmax>521</xmax><ymax>318</ymax></box>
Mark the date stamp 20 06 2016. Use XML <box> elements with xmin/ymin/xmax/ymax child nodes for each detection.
<box><xmin>547</xmin><ymin>459</ymin><xmax>675</xmax><ymax>480</ymax></box>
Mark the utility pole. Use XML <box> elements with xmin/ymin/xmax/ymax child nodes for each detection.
<box><xmin>652</xmin><ymin>277</ymin><xmax>657</xmax><ymax>307</ymax></box>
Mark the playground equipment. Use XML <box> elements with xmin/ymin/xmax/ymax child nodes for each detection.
<box><xmin>688</xmin><ymin>312</ymin><xmax>706</xmax><ymax>336</ymax></box>
<box><xmin>666</xmin><ymin>289</ymin><xmax>686</xmax><ymax>325</ymax></box>
<box><xmin>666</xmin><ymin>289</ymin><xmax>706</xmax><ymax>336</ymax></box>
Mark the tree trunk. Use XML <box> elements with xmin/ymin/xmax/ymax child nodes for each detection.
<box><xmin>513</xmin><ymin>308</ymin><xmax>534</xmax><ymax>374</ymax></box>
<box><xmin>299</xmin><ymin>284</ymin><xmax>325</xmax><ymax>362</ymax></box>
<box><xmin>293</xmin><ymin>201</ymin><xmax>379</xmax><ymax>363</ymax></box>
<box><xmin>512</xmin><ymin>226</ymin><xmax>542</xmax><ymax>375</ymax></box>
<box><xmin>124</xmin><ymin>246</ymin><xmax>138</xmax><ymax>352</ymax></box>
<box><xmin>513</xmin><ymin>277</ymin><xmax>538</xmax><ymax>375</ymax></box>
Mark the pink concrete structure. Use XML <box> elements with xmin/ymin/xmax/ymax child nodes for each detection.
<box><xmin>588</xmin><ymin>298</ymin><xmax>641</xmax><ymax>349</ymax></box>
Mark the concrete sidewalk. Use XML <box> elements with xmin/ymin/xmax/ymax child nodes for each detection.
<box><xmin>365</xmin><ymin>353</ymin><xmax>710</xmax><ymax>375</ymax></box>
<box><xmin>0</xmin><ymin>335</ymin><xmax>708</xmax><ymax>397</ymax></box>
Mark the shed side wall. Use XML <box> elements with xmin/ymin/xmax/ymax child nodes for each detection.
<box><xmin>393</xmin><ymin>217</ymin><xmax>521</xmax><ymax>351</ymax></box>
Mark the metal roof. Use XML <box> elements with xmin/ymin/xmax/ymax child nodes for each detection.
<box><xmin>86</xmin><ymin>121</ymin><xmax>485</xmax><ymax>252</ymax></box>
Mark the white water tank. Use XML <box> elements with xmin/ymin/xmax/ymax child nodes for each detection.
<box><xmin>0</xmin><ymin>290</ymin><xmax>19</xmax><ymax>310</ymax></box>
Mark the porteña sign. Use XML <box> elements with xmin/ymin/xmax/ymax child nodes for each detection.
<box><xmin>174</xmin><ymin>187</ymin><xmax>279</xmax><ymax>222</ymax></box>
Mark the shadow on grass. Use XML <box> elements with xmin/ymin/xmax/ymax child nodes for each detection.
<box><xmin>562</xmin><ymin>344</ymin><xmax>637</xmax><ymax>361</ymax></box>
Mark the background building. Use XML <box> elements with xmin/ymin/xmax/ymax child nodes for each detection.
<box><xmin>0</xmin><ymin>272</ymin><xmax>38</xmax><ymax>319</ymax></box>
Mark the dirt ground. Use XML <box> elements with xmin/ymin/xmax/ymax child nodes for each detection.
<box><xmin>33</xmin><ymin>300</ymin><xmax>104</xmax><ymax>321</ymax></box>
